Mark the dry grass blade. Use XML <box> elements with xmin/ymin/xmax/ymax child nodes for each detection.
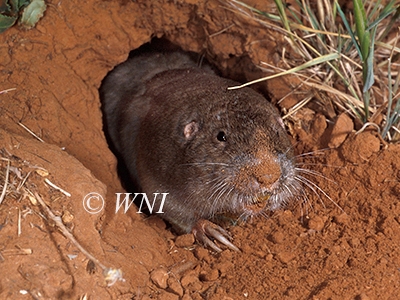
<box><xmin>381</xmin><ymin>32</ymin><xmax>400</xmax><ymax>141</ymax></box>
<box><xmin>33</xmin><ymin>191</ymin><xmax>124</xmax><ymax>286</ymax></box>
<box><xmin>1</xmin><ymin>247</ymin><xmax>33</xmax><ymax>256</ymax></box>
<box><xmin>0</xmin><ymin>88</ymin><xmax>16</xmax><ymax>95</ymax></box>
<box><xmin>18</xmin><ymin>122</ymin><xmax>45</xmax><ymax>143</ymax></box>
<box><xmin>44</xmin><ymin>178</ymin><xmax>71</xmax><ymax>197</ymax></box>
<box><xmin>228</xmin><ymin>53</ymin><xmax>340</xmax><ymax>90</ymax></box>
<box><xmin>0</xmin><ymin>160</ymin><xmax>10</xmax><ymax>205</ymax></box>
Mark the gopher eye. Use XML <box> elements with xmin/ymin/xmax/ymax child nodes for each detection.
<box><xmin>217</xmin><ymin>131</ymin><xmax>227</xmax><ymax>142</ymax></box>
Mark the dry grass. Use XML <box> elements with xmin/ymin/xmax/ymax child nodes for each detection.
<box><xmin>0</xmin><ymin>151</ymin><xmax>123</xmax><ymax>287</ymax></box>
<box><xmin>226</xmin><ymin>0</ymin><xmax>400</xmax><ymax>142</ymax></box>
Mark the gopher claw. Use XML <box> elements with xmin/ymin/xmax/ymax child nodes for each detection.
<box><xmin>192</xmin><ymin>219</ymin><xmax>240</xmax><ymax>252</ymax></box>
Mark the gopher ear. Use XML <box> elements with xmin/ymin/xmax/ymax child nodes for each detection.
<box><xmin>184</xmin><ymin>121</ymin><xmax>199</xmax><ymax>140</ymax></box>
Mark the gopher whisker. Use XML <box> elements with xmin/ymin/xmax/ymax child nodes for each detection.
<box><xmin>295</xmin><ymin>167</ymin><xmax>337</xmax><ymax>184</ymax></box>
<box><xmin>295</xmin><ymin>175</ymin><xmax>343</xmax><ymax>212</ymax></box>
<box><xmin>297</xmin><ymin>148</ymin><xmax>333</xmax><ymax>156</ymax></box>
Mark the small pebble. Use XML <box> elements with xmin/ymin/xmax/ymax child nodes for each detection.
<box><xmin>175</xmin><ymin>234</ymin><xmax>195</xmax><ymax>248</ymax></box>
<box><xmin>181</xmin><ymin>273</ymin><xmax>199</xmax><ymax>287</ymax></box>
<box><xmin>276</xmin><ymin>251</ymin><xmax>295</xmax><ymax>264</ymax></box>
<box><xmin>199</xmin><ymin>268</ymin><xmax>219</xmax><ymax>281</ymax></box>
<box><xmin>150</xmin><ymin>268</ymin><xmax>169</xmax><ymax>289</ymax></box>
<box><xmin>357</xmin><ymin>292</ymin><xmax>371</xmax><ymax>300</ymax></box>
<box><xmin>334</xmin><ymin>213</ymin><xmax>349</xmax><ymax>225</ymax></box>
<box><xmin>270</xmin><ymin>231</ymin><xmax>285</xmax><ymax>244</ymax></box>
<box><xmin>167</xmin><ymin>277</ymin><xmax>184</xmax><ymax>297</ymax></box>
<box><xmin>307</xmin><ymin>215</ymin><xmax>325</xmax><ymax>231</ymax></box>
<box><xmin>158</xmin><ymin>291</ymin><xmax>179</xmax><ymax>300</ymax></box>
<box><xmin>194</xmin><ymin>247</ymin><xmax>211</xmax><ymax>263</ymax></box>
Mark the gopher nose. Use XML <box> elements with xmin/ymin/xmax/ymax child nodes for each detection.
<box><xmin>255</xmin><ymin>158</ymin><xmax>281</xmax><ymax>190</ymax></box>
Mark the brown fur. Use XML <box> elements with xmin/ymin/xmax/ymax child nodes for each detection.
<box><xmin>100</xmin><ymin>50</ymin><xmax>299</xmax><ymax>233</ymax></box>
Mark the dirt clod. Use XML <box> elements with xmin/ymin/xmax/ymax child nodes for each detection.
<box><xmin>328</xmin><ymin>113</ymin><xmax>354</xmax><ymax>148</ymax></box>
<box><xmin>151</xmin><ymin>268</ymin><xmax>169</xmax><ymax>289</ymax></box>
<box><xmin>175</xmin><ymin>234</ymin><xmax>196</xmax><ymax>248</ymax></box>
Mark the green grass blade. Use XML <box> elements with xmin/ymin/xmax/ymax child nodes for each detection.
<box><xmin>363</xmin><ymin>26</ymin><xmax>376</xmax><ymax>93</ymax></box>
<box><xmin>303</xmin><ymin>0</ymin><xmax>326</xmax><ymax>45</ymax></box>
<box><xmin>353</xmin><ymin>0</ymin><xmax>369</xmax><ymax>61</ymax></box>
<box><xmin>274</xmin><ymin>0</ymin><xmax>291</xmax><ymax>34</ymax></box>
<box><xmin>367</xmin><ymin>1</ymin><xmax>397</xmax><ymax>30</ymax></box>
<box><xmin>286</xmin><ymin>1</ymin><xmax>303</xmax><ymax>25</ymax></box>
<box><xmin>375</xmin><ymin>2</ymin><xmax>400</xmax><ymax>40</ymax></box>
<box><xmin>367</xmin><ymin>0</ymin><xmax>383</xmax><ymax>21</ymax></box>
<box><xmin>335</xmin><ymin>1</ymin><xmax>363</xmax><ymax>59</ymax></box>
